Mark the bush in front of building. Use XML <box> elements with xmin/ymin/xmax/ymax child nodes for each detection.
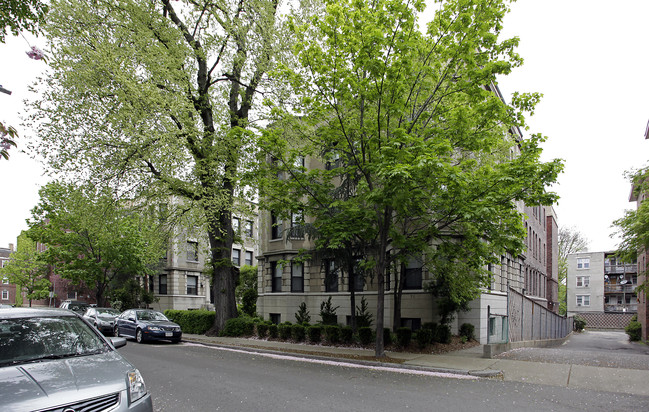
<box><xmin>295</xmin><ymin>302</ymin><xmax>311</xmax><ymax>324</ymax></box>
<box><xmin>219</xmin><ymin>316</ymin><xmax>256</xmax><ymax>337</ymax></box>
<box><xmin>268</xmin><ymin>324</ymin><xmax>279</xmax><ymax>339</ymax></box>
<box><xmin>459</xmin><ymin>323</ymin><xmax>475</xmax><ymax>341</ymax></box>
<box><xmin>358</xmin><ymin>327</ymin><xmax>374</xmax><ymax>345</ymax></box>
<box><xmin>383</xmin><ymin>328</ymin><xmax>393</xmax><ymax>346</ymax></box>
<box><xmin>625</xmin><ymin>315</ymin><xmax>642</xmax><ymax>341</ymax></box>
<box><xmin>307</xmin><ymin>325</ymin><xmax>322</xmax><ymax>343</ymax></box>
<box><xmin>256</xmin><ymin>322</ymin><xmax>270</xmax><ymax>338</ymax></box>
<box><xmin>341</xmin><ymin>326</ymin><xmax>354</xmax><ymax>344</ymax></box>
<box><xmin>435</xmin><ymin>324</ymin><xmax>452</xmax><ymax>344</ymax></box>
<box><xmin>415</xmin><ymin>328</ymin><xmax>433</xmax><ymax>348</ymax></box>
<box><xmin>573</xmin><ymin>315</ymin><xmax>586</xmax><ymax>332</ymax></box>
<box><xmin>291</xmin><ymin>323</ymin><xmax>306</xmax><ymax>341</ymax></box>
<box><xmin>278</xmin><ymin>322</ymin><xmax>293</xmax><ymax>340</ymax></box>
<box><xmin>164</xmin><ymin>309</ymin><xmax>215</xmax><ymax>334</ymax></box>
<box><xmin>324</xmin><ymin>325</ymin><xmax>341</xmax><ymax>344</ymax></box>
<box><xmin>396</xmin><ymin>327</ymin><xmax>412</xmax><ymax>347</ymax></box>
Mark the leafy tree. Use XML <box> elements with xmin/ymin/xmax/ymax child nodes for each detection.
<box><xmin>27</xmin><ymin>0</ymin><xmax>290</xmax><ymax>333</ymax></box>
<box><xmin>0</xmin><ymin>232</ymin><xmax>50</xmax><ymax>306</ymax></box>
<box><xmin>259</xmin><ymin>0</ymin><xmax>562</xmax><ymax>357</ymax></box>
<box><xmin>557</xmin><ymin>226</ymin><xmax>588</xmax><ymax>315</ymax></box>
<box><xmin>0</xmin><ymin>0</ymin><xmax>48</xmax><ymax>42</ymax></box>
<box><xmin>27</xmin><ymin>181</ymin><xmax>168</xmax><ymax>307</ymax></box>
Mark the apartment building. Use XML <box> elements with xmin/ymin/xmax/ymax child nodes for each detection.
<box><xmin>0</xmin><ymin>244</ymin><xmax>17</xmax><ymax>305</ymax></box>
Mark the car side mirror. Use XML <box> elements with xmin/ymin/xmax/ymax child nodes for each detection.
<box><xmin>110</xmin><ymin>337</ymin><xmax>127</xmax><ymax>349</ymax></box>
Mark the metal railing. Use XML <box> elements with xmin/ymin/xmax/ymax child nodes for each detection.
<box><xmin>604</xmin><ymin>304</ymin><xmax>637</xmax><ymax>312</ymax></box>
<box><xmin>604</xmin><ymin>264</ymin><xmax>637</xmax><ymax>274</ymax></box>
<box><xmin>604</xmin><ymin>284</ymin><xmax>637</xmax><ymax>293</ymax></box>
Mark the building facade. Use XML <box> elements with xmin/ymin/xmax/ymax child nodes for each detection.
<box><xmin>0</xmin><ymin>244</ymin><xmax>17</xmax><ymax>305</ymax></box>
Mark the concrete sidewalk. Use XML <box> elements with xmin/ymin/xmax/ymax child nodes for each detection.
<box><xmin>181</xmin><ymin>334</ymin><xmax>649</xmax><ymax>397</ymax></box>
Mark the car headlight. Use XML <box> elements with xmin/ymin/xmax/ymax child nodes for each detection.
<box><xmin>148</xmin><ymin>326</ymin><xmax>162</xmax><ymax>331</ymax></box>
<box><xmin>127</xmin><ymin>369</ymin><xmax>147</xmax><ymax>403</ymax></box>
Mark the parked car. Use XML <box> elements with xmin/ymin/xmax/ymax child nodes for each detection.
<box><xmin>0</xmin><ymin>308</ymin><xmax>153</xmax><ymax>412</ymax></box>
<box><xmin>59</xmin><ymin>299</ymin><xmax>91</xmax><ymax>314</ymax></box>
<box><xmin>0</xmin><ymin>304</ymin><xmax>14</xmax><ymax>309</ymax></box>
<box><xmin>115</xmin><ymin>309</ymin><xmax>182</xmax><ymax>344</ymax></box>
<box><xmin>83</xmin><ymin>307</ymin><xmax>121</xmax><ymax>335</ymax></box>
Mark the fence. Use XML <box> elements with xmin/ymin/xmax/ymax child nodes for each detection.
<box><xmin>488</xmin><ymin>287</ymin><xmax>573</xmax><ymax>344</ymax></box>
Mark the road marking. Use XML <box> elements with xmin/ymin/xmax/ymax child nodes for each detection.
<box><xmin>183</xmin><ymin>342</ymin><xmax>478</xmax><ymax>380</ymax></box>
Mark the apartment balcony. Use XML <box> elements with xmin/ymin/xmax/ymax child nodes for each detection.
<box><xmin>604</xmin><ymin>264</ymin><xmax>637</xmax><ymax>275</ymax></box>
<box><xmin>604</xmin><ymin>304</ymin><xmax>637</xmax><ymax>313</ymax></box>
<box><xmin>604</xmin><ymin>284</ymin><xmax>637</xmax><ymax>293</ymax></box>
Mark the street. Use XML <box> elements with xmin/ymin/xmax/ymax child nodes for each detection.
<box><xmin>118</xmin><ymin>341</ymin><xmax>648</xmax><ymax>411</ymax></box>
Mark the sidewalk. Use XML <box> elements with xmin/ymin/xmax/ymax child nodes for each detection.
<box><xmin>182</xmin><ymin>334</ymin><xmax>649</xmax><ymax>397</ymax></box>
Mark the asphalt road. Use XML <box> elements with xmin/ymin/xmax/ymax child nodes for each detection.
<box><xmin>118</xmin><ymin>340</ymin><xmax>649</xmax><ymax>411</ymax></box>
<box><xmin>496</xmin><ymin>330</ymin><xmax>649</xmax><ymax>370</ymax></box>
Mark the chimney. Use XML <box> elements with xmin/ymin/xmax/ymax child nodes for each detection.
<box><xmin>9</xmin><ymin>243</ymin><xmax>14</xmax><ymax>252</ymax></box>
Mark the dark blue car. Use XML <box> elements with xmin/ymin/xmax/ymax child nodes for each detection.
<box><xmin>115</xmin><ymin>309</ymin><xmax>182</xmax><ymax>344</ymax></box>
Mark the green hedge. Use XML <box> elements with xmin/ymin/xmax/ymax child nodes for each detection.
<box><xmin>220</xmin><ymin>317</ymin><xmax>255</xmax><ymax>337</ymax></box>
<box><xmin>308</xmin><ymin>325</ymin><xmax>322</xmax><ymax>343</ymax></box>
<box><xmin>341</xmin><ymin>326</ymin><xmax>354</xmax><ymax>344</ymax></box>
<box><xmin>396</xmin><ymin>327</ymin><xmax>412</xmax><ymax>347</ymax></box>
<box><xmin>291</xmin><ymin>324</ymin><xmax>306</xmax><ymax>342</ymax></box>
<box><xmin>268</xmin><ymin>324</ymin><xmax>279</xmax><ymax>339</ymax></box>
<box><xmin>626</xmin><ymin>319</ymin><xmax>642</xmax><ymax>341</ymax></box>
<box><xmin>416</xmin><ymin>328</ymin><xmax>432</xmax><ymax>348</ymax></box>
<box><xmin>324</xmin><ymin>325</ymin><xmax>340</xmax><ymax>344</ymax></box>
<box><xmin>459</xmin><ymin>323</ymin><xmax>475</xmax><ymax>341</ymax></box>
<box><xmin>358</xmin><ymin>327</ymin><xmax>374</xmax><ymax>345</ymax></box>
<box><xmin>164</xmin><ymin>310</ymin><xmax>215</xmax><ymax>334</ymax></box>
<box><xmin>279</xmin><ymin>322</ymin><xmax>293</xmax><ymax>340</ymax></box>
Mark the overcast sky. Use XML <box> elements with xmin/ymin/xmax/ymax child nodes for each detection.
<box><xmin>1</xmin><ymin>0</ymin><xmax>648</xmax><ymax>252</ymax></box>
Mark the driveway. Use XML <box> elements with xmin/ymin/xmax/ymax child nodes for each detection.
<box><xmin>495</xmin><ymin>330</ymin><xmax>649</xmax><ymax>370</ymax></box>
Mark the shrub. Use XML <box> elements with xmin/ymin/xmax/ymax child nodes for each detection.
<box><xmin>278</xmin><ymin>322</ymin><xmax>293</xmax><ymax>340</ymax></box>
<box><xmin>220</xmin><ymin>317</ymin><xmax>255</xmax><ymax>337</ymax></box>
<box><xmin>341</xmin><ymin>326</ymin><xmax>354</xmax><ymax>344</ymax></box>
<box><xmin>358</xmin><ymin>327</ymin><xmax>374</xmax><ymax>345</ymax></box>
<box><xmin>291</xmin><ymin>324</ymin><xmax>306</xmax><ymax>342</ymax></box>
<box><xmin>459</xmin><ymin>323</ymin><xmax>475</xmax><ymax>341</ymax></box>
<box><xmin>307</xmin><ymin>325</ymin><xmax>322</xmax><ymax>343</ymax></box>
<box><xmin>416</xmin><ymin>328</ymin><xmax>433</xmax><ymax>348</ymax></box>
<box><xmin>256</xmin><ymin>322</ymin><xmax>269</xmax><ymax>338</ymax></box>
<box><xmin>355</xmin><ymin>297</ymin><xmax>373</xmax><ymax>328</ymax></box>
<box><xmin>435</xmin><ymin>324</ymin><xmax>451</xmax><ymax>344</ymax></box>
<box><xmin>164</xmin><ymin>309</ymin><xmax>215</xmax><ymax>334</ymax></box>
<box><xmin>574</xmin><ymin>315</ymin><xmax>586</xmax><ymax>332</ymax></box>
<box><xmin>320</xmin><ymin>296</ymin><xmax>339</xmax><ymax>325</ymax></box>
<box><xmin>383</xmin><ymin>328</ymin><xmax>393</xmax><ymax>346</ymax></box>
<box><xmin>324</xmin><ymin>325</ymin><xmax>341</xmax><ymax>344</ymax></box>
<box><xmin>295</xmin><ymin>302</ymin><xmax>311</xmax><ymax>324</ymax></box>
<box><xmin>268</xmin><ymin>324</ymin><xmax>278</xmax><ymax>339</ymax></box>
<box><xmin>240</xmin><ymin>288</ymin><xmax>257</xmax><ymax>317</ymax></box>
<box><xmin>626</xmin><ymin>319</ymin><xmax>642</xmax><ymax>341</ymax></box>
<box><xmin>396</xmin><ymin>327</ymin><xmax>412</xmax><ymax>347</ymax></box>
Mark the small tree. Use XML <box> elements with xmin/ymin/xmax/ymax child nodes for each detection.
<box><xmin>295</xmin><ymin>302</ymin><xmax>311</xmax><ymax>324</ymax></box>
<box><xmin>355</xmin><ymin>297</ymin><xmax>373</xmax><ymax>328</ymax></box>
<box><xmin>319</xmin><ymin>296</ymin><xmax>339</xmax><ymax>325</ymax></box>
<box><xmin>0</xmin><ymin>233</ymin><xmax>50</xmax><ymax>307</ymax></box>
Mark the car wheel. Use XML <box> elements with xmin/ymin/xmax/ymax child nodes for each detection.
<box><xmin>136</xmin><ymin>328</ymin><xmax>144</xmax><ymax>343</ymax></box>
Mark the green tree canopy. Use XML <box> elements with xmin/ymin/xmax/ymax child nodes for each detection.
<box><xmin>27</xmin><ymin>0</ymin><xmax>291</xmax><ymax>332</ymax></box>
<box><xmin>27</xmin><ymin>181</ymin><xmax>168</xmax><ymax>306</ymax></box>
<box><xmin>258</xmin><ymin>0</ymin><xmax>562</xmax><ymax>356</ymax></box>
<box><xmin>0</xmin><ymin>0</ymin><xmax>48</xmax><ymax>42</ymax></box>
<box><xmin>0</xmin><ymin>232</ymin><xmax>50</xmax><ymax>306</ymax></box>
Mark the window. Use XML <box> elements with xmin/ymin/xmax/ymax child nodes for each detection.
<box><xmin>271</xmin><ymin>212</ymin><xmax>282</xmax><ymax>240</ymax></box>
<box><xmin>245</xmin><ymin>251</ymin><xmax>253</xmax><ymax>266</ymax></box>
<box><xmin>289</xmin><ymin>210</ymin><xmax>304</xmax><ymax>239</ymax></box>
<box><xmin>271</xmin><ymin>262</ymin><xmax>282</xmax><ymax>292</ymax></box>
<box><xmin>576</xmin><ymin>276</ymin><xmax>590</xmax><ymax>288</ymax></box>
<box><xmin>291</xmin><ymin>261</ymin><xmax>304</xmax><ymax>293</ymax></box>
<box><xmin>1</xmin><ymin>290</ymin><xmax>8</xmax><ymax>300</ymax></box>
<box><xmin>245</xmin><ymin>220</ymin><xmax>253</xmax><ymax>238</ymax></box>
<box><xmin>400</xmin><ymin>318</ymin><xmax>422</xmax><ymax>331</ymax></box>
<box><xmin>187</xmin><ymin>241</ymin><xmax>199</xmax><ymax>261</ymax></box>
<box><xmin>576</xmin><ymin>295</ymin><xmax>590</xmax><ymax>307</ymax></box>
<box><xmin>270</xmin><ymin>313</ymin><xmax>281</xmax><ymax>324</ymax></box>
<box><xmin>577</xmin><ymin>258</ymin><xmax>590</xmax><ymax>269</ymax></box>
<box><xmin>325</xmin><ymin>260</ymin><xmax>339</xmax><ymax>292</ymax></box>
<box><xmin>403</xmin><ymin>257</ymin><xmax>423</xmax><ymax>290</ymax></box>
<box><xmin>159</xmin><ymin>274</ymin><xmax>168</xmax><ymax>295</ymax></box>
<box><xmin>187</xmin><ymin>275</ymin><xmax>198</xmax><ymax>295</ymax></box>
<box><xmin>232</xmin><ymin>249</ymin><xmax>241</xmax><ymax>266</ymax></box>
<box><xmin>2</xmin><ymin>277</ymin><xmax>8</xmax><ymax>284</ymax></box>
<box><xmin>67</xmin><ymin>291</ymin><xmax>77</xmax><ymax>300</ymax></box>
<box><xmin>232</xmin><ymin>217</ymin><xmax>240</xmax><ymax>234</ymax></box>
<box><xmin>349</xmin><ymin>259</ymin><xmax>364</xmax><ymax>292</ymax></box>
<box><xmin>148</xmin><ymin>275</ymin><xmax>154</xmax><ymax>293</ymax></box>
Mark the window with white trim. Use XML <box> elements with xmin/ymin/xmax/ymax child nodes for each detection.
<box><xmin>2</xmin><ymin>277</ymin><xmax>8</xmax><ymax>284</ymax></box>
<box><xmin>576</xmin><ymin>295</ymin><xmax>590</xmax><ymax>307</ymax></box>
<box><xmin>576</xmin><ymin>276</ymin><xmax>590</xmax><ymax>288</ymax></box>
<box><xmin>577</xmin><ymin>258</ymin><xmax>590</xmax><ymax>269</ymax></box>
<box><xmin>232</xmin><ymin>249</ymin><xmax>241</xmax><ymax>266</ymax></box>
<box><xmin>1</xmin><ymin>290</ymin><xmax>8</xmax><ymax>300</ymax></box>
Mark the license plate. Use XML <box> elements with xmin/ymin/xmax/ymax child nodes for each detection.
<box><xmin>165</xmin><ymin>332</ymin><xmax>172</xmax><ymax>337</ymax></box>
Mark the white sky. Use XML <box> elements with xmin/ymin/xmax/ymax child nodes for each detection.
<box><xmin>1</xmin><ymin>0</ymin><xmax>648</xmax><ymax>252</ymax></box>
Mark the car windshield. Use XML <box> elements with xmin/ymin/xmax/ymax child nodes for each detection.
<box><xmin>136</xmin><ymin>311</ymin><xmax>167</xmax><ymax>321</ymax></box>
<box><xmin>0</xmin><ymin>316</ymin><xmax>110</xmax><ymax>367</ymax></box>
<box><xmin>97</xmin><ymin>309</ymin><xmax>119</xmax><ymax>316</ymax></box>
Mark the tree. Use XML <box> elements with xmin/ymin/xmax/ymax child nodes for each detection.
<box><xmin>0</xmin><ymin>0</ymin><xmax>48</xmax><ymax>42</ymax></box>
<box><xmin>259</xmin><ymin>0</ymin><xmax>562</xmax><ymax>357</ymax></box>
<box><xmin>28</xmin><ymin>0</ymin><xmax>289</xmax><ymax>333</ymax></box>
<box><xmin>0</xmin><ymin>232</ymin><xmax>50</xmax><ymax>306</ymax></box>
<box><xmin>27</xmin><ymin>181</ymin><xmax>168</xmax><ymax>306</ymax></box>
<box><xmin>557</xmin><ymin>226</ymin><xmax>589</xmax><ymax>315</ymax></box>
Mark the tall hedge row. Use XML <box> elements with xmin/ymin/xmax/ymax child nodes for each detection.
<box><xmin>164</xmin><ymin>310</ymin><xmax>215</xmax><ymax>334</ymax></box>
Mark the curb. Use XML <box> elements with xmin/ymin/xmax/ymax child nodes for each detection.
<box><xmin>182</xmin><ymin>337</ymin><xmax>503</xmax><ymax>379</ymax></box>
